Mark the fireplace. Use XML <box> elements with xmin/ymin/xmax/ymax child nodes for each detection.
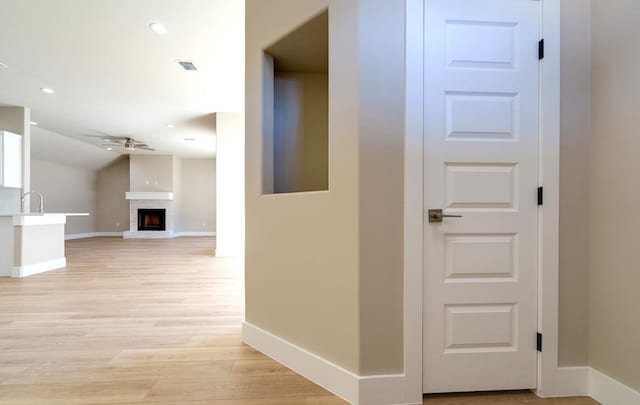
<box><xmin>137</xmin><ymin>209</ymin><xmax>166</xmax><ymax>231</ymax></box>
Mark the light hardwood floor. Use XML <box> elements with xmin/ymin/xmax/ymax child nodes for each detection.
<box><xmin>0</xmin><ymin>237</ymin><xmax>598</xmax><ymax>405</ymax></box>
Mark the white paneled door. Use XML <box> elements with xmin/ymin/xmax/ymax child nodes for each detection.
<box><xmin>423</xmin><ymin>0</ymin><xmax>540</xmax><ymax>393</ymax></box>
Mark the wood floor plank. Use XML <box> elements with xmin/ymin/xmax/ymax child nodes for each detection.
<box><xmin>306</xmin><ymin>395</ymin><xmax>350</xmax><ymax>405</ymax></box>
<box><xmin>0</xmin><ymin>367</ymin><xmax>29</xmax><ymax>384</ymax></box>
<box><xmin>2</xmin><ymin>361</ymin><xmax>234</xmax><ymax>386</ymax></box>
<box><xmin>89</xmin><ymin>398</ymin><xmax>306</xmax><ymax>405</ymax></box>
<box><xmin>231</xmin><ymin>359</ymin><xmax>297</xmax><ymax>377</ymax></box>
<box><xmin>0</xmin><ymin>380</ymin><xmax>155</xmax><ymax>404</ymax></box>
<box><xmin>145</xmin><ymin>375</ymin><xmax>330</xmax><ymax>402</ymax></box>
<box><xmin>111</xmin><ymin>346</ymin><xmax>266</xmax><ymax>363</ymax></box>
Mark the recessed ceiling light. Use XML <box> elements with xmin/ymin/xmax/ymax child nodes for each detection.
<box><xmin>106</xmin><ymin>147</ymin><xmax>113</xmax><ymax>151</ymax></box>
<box><xmin>30</xmin><ymin>121</ymin><xmax>38</xmax><ymax>126</ymax></box>
<box><xmin>149</xmin><ymin>22</ymin><xmax>167</xmax><ymax>35</ymax></box>
<box><xmin>167</xmin><ymin>124</ymin><xmax>174</xmax><ymax>129</ymax></box>
<box><xmin>0</xmin><ymin>62</ymin><xmax>7</xmax><ymax>68</ymax></box>
<box><xmin>40</xmin><ymin>87</ymin><xmax>54</xmax><ymax>94</ymax></box>
<box><xmin>184</xmin><ymin>138</ymin><xmax>196</xmax><ymax>142</ymax></box>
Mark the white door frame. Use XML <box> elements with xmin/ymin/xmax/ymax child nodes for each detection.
<box><xmin>402</xmin><ymin>0</ymin><xmax>575</xmax><ymax>401</ymax></box>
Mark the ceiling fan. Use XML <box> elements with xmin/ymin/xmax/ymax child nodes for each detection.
<box><xmin>85</xmin><ymin>135</ymin><xmax>155</xmax><ymax>152</ymax></box>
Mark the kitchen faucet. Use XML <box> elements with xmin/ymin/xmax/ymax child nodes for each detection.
<box><xmin>21</xmin><ymin>191</ymin><xmax>45</xmax><ymax>214</ymax></box>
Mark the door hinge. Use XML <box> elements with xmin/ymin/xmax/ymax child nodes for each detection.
<box><xmin>538</xmin><ymin>187</ymin><xmax>543</xmax><ymax>206</ymax></box>
<box><xmin>538</xmin><ymin>39</ymin><xmax>545</xmax><ymax>60</ymax></box>
<box><xmin>537</xmin><ymin>332</ymin><xmax>543</xmax><ymax>352</ymax></box>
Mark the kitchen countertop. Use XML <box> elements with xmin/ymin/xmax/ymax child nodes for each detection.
<box><xmin>0</xmin><ymin>213</ymin><xmax>90</xmax><ymax>226</ymax></box>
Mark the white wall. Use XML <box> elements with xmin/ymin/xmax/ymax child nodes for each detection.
<box><xmin>216</xmin><ymin>112</ymin><xmax>244</xmax><ymax>256</ymax></box>
<box><xmin>0</xmin><ymin>188</ymin><xmax>21</xmax><ymax>213</ymax></box>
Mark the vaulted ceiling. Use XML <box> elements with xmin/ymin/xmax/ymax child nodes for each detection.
<box><xmin>0</xmin><ymin>0</ymin><xmax>244</xmax><ymax>164</ymax></box>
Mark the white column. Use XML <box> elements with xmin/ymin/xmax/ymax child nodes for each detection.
<box><xmin>215</xmin><ymin>112</ymin><xmax>245</xmax><ymax>257</ymax></box>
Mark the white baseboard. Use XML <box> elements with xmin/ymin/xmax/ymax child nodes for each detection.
<box><xmin>13</xmin><ymin>258</ymin><xmax>66</xmax><ymax>278</ymax></box>
<box><xmin>123</xmin><ymin>230</ymin><xmax>173</xmax><ymax>239</ymax></box>
<box><xmin>558</xmin><ymin>366</ymin><xmax>590</xmax><ymax>397</ymax></box>
<box><xmin>65</xmin><ymin>232</ymin><xmax>123</xmax><ymax>240</ymax></box>
<box><xmin>359</xmin><ymin>373</ymin><xmax>421</xmax><ymax>405</ymax></box>
<box><xmin>241</xmin><ymin>322</ymin><xmax>419</xmax><ymax>405</ymax></box>
<box><xmin>242</xmin><ymin>322</ymin><xmax>359</xmax><ymax>404</ymax></box>
<box><xmin>95</xmin><ymin>232</ymin><xmax>124</xmax><ymax>238</ymax></box>
<box><xmin>173</xmin><ymin>232</ymin><xmax>216</xmax><ymax>237</ymax></box>
<box><xmin>65</xmin><ymin>233</ymin><xmax>96</xmax><ymax>240</ymax></box>
<box><xmin>66</xmin><ymin>232</ymin><xmax>215</xmax><ymax>240</ymax></box>
<box><xmin>537</xmin><ymin>366</ymin><xmax>590</xmax><ymax>398</ymax></box>
<box><xmin>590</xmin><ymin>367</ymin><xmax>640</xmax><ymax>405</ymax></box>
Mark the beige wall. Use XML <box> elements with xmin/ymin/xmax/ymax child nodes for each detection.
<box><xmin>247</xmin><ymin>0</ymin><xmax>406</xmax><ymax>375</ymax></box>
<box><xmin>31</xmin><ymin>159</ymin><xmax>98</xmax><ymax>235</ymax></box>
<box><xmin>558</xmin><ymin>0</ymin><xmax>591</xmax><ymax>367</ymax></box>
<box><xmin>246</xmin><ymin>0</ymin><xmax>619</xmax><ymax>378</ymax></box>
<box><xmin>179</xmin><ymin>158</ymin><xmax>216</xmax><ymax>233</ymax></box>
<box><xmin>590</xmin><ymin>0</ymin><xmax>640</xmax><ymax>390</ymax></box>
<box><xmin>246</xmin><ymin>0</ymin><xmax>361</xmax><ymax>372</ymax></box>
<box><xmin>97</xmin><ymin>156</ymin><xmax>130</xmax><ymax>233</ymax></box>
<box><xmin>357</xmin><ymin>0</ymin><xmax>404</xmax><ymax>374</ymax></box>
<box><xmin>0</xmin><ymin>107</ymin><xmax>29</xmax><ymax>136</ymax></box>
<box><xmin>173</xmin><ymin>157</ymin><xmax>182</xmax><ymax>232</ymax></box>
<box><xmin>129</xmin><ymin>155</ymin><xmax>174</xmax><ymax>192</ymax></box>
<box><xmin>273</xmin><ymin>72</ymin><xmax>328</xmax><ymax>193</ymax></box>
<box><xmin>97</xmin><ymin>155</ymin><xmax>215</xmax><ymax>234</ymax></box>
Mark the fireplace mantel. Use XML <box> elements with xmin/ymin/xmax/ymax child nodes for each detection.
<box><xmin>125</xmin><ymin>192</ymin><xmax>174</xmax><ymax>201</ymax></box>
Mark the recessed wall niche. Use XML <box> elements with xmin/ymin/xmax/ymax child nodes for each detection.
<box><xmin>262</xmin><ymin>10</ymin><xmax>329</xmax><ymax>194</ymax></box>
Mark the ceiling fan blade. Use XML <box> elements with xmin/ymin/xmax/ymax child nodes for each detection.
<box><xmin>92</xmin><ymin>137</ymin><xmax>127</xmax><ymax>144</ymax></box>
<box><xmin>85</xmin><ymin>134</ymin><xmax>126</xmax><ymax>140</ymax></box>
<box><xmin>87</xmin><ymin>134</ymin><xmax>150</xmax><ymax>149</ymax></box>
<box><xmin>87</xmin><ymin>135</ymin><xmax>117</xmax><ymax>142</ymax></box>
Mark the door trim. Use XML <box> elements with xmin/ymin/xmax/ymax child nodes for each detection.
<box><xmin>403</xmin><ymin>0</ymin><xmax>573</xmax><ymax>399</ymax></box>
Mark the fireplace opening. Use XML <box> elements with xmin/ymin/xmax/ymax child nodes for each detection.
<box><xmin>138</xmin><ymin>209</ymin><xmax>166</xmax><ymax>231</ymax></box>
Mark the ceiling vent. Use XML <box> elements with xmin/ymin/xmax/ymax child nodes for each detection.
<box><xmin>177</xmin><ymin>60</ymin><xmax>198</xmax><ymax>71</ymax></box>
